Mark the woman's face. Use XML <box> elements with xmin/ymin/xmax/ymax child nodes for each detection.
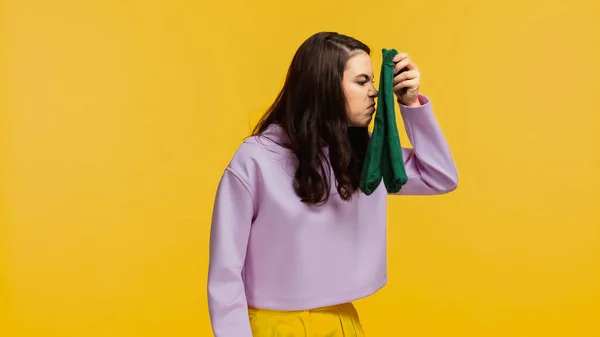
<box><xmin>342</xmin><ymin>51</ymin><xmax>378</xmax><ymax>127</ymax></box>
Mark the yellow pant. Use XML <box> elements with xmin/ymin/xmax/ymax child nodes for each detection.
<box><xmin>248</xmin><ymin>302</ymin><xmax>366</xmax><ymax>336</ymax></box>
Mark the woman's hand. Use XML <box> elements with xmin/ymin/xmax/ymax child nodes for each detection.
<box><xmin>392</xmin><ymin>53</ymin><xmax>421</xmax><ymax>107</ymax></box>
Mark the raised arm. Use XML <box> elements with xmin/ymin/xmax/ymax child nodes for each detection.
<box><xmin>207</xmin><ymin>168</ymin><xmax>255</xmax><ymax>336</ymax></box>
<box><xmin>392</xmin><ymin>94</ymin><xmax>458</xmax><ymax>195</ymax></box>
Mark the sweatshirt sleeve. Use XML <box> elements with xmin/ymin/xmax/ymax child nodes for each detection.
<box><xmin>207</xmin><ymin>168</ymin><xmax>255</xmax><ymax>337</ymax></box>
<box><xmin>392</xmin><ymin>94</ymin><xmax>459</xmax><ymax>195</ymax></box>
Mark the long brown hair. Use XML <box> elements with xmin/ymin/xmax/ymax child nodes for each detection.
<box><xmin>253</xmin><ymin>32</ymin><xmax>371</xmax><ymax>205</ymax></box>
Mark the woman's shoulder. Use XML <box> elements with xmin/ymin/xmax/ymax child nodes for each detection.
<box><xmin>225</xmin><ymin>124</ymin><xmax>293</xmax><ymax>181</ymax></box>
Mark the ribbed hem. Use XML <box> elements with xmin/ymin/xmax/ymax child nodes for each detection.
<box><xmin>245</xmin><ymin>278</ymin><xmax>388</xmax><ymax>311</ymax></box>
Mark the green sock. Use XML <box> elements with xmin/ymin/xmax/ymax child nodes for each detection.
<box><xmin>359</xmin><ymin>48</ymin><xmax>408</xmax><ymax>195</ymax></box>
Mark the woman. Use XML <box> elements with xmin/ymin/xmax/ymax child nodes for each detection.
<box><xmin>207</xmin><ymin>31</ymin><xmax>458</xmax><ymax>336</ymax></box>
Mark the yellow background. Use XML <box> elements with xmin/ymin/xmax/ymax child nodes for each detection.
<box><xmin>2</xmin><ymin>0</ymin><xmax>600</xmax><ymax>336</ymax></box>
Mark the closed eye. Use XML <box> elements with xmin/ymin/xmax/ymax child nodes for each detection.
<box><xmin>356</xmin><ymin>74</ymin><xmax>374</xmax><ymax>86</ymax></box>
<box><xmin>358</xmin><ymin>77</ymin><xmax>375</xmax><ymax>86</ymax></box>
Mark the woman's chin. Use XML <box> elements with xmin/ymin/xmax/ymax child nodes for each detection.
<box><xmin>348</xmin><ymin>116</ymin><xmax>372</xmax><ymax>128</ymax></box>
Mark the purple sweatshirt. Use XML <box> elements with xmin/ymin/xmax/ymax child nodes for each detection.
<box><xmin>207</xmin><ymin>94</ymin><xmax>458</xmax><ymax>336</ymax></box>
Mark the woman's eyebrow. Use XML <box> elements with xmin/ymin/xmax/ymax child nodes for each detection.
<box><xmin>355</xmin><ymin>74</ymin><xmax>373</xmax><ymax>80</ymax></box>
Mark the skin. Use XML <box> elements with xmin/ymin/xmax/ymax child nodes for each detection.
<box><xmin>342</xmin><ymin>50</ymin><xmax>422</xmax><ymax>127</ymax></box>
